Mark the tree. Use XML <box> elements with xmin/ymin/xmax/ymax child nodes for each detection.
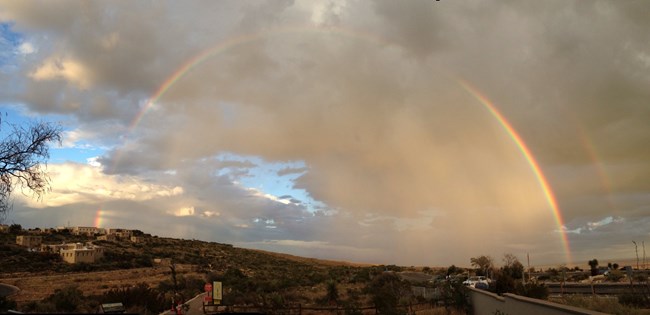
<box><xmin>588</xmin><ymin>259</ymin><xmax>599</xmax><ymax>276</ymax></box>
<box><xmin>325</xmin><ymin>279</ymin><xmax>339</xmax><ymax>305</ymax></box>
<box><xmin>502</xmin><ymin>254</ymin><xmax>524</xmax><ymax>280</ymax></box>
<box><xmin>470</xmin><ymin>255</ymin><xmax>494</xmax><ymax>276</ymax></box>
<box><xmin>365</xmin><ymin>272</ymin><xmax>410</xmax><ymax>315</ymax></box>
<box><xmin>0</xmin><ymin>117</ymin><xmax>61</xmax><ymax>220</ymax></box>
<box><xmin>8</xmin><ymin>223</ymin><xmax>22</xmax><ymax>234</ymax></box>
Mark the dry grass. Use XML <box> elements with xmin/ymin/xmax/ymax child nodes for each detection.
<box><xmin>550</xmin><ymin>295</ymin><xmax>650</xmax><ymax>315</ymax></box>
<box><xmin>0</xmin><ymin>264</ymin><xmax>199</xmax><ymax>307</ymax></box>
<box><xmin>415</xmin><ymin>307</ymin><xmax>467</xmax><ymax>315</ymax></box>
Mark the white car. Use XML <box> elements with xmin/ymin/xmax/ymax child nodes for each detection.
<box><xmin>463</xmin><ymin>276</ymin><xmax>490</xmax><ymax>288</ymax></box>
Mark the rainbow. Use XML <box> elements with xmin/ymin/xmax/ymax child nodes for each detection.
<box><xmin>116</xmin><ymin>25</ymin><xmax>573</xmax><ymax>263</ymax></box>
<box><xmin>576</xmin><ymin>126</ymin><xmax>617</xmax><ymax>213</ymax></box>
<box><xmin>94</xmin><ymin>208</ymin><xmax>103</xmax><ymax>228</ymax></box>
<box><xmin>127</xmin><ymin>25</ymin><xmax>389</xmax><ymax>132</ymax></box>
<box><xmin>459</xmin><ymin>80</ymin><xmax>572</xmax><ymax>264</ymax></box>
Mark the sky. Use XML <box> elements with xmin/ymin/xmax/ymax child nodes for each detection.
<box><xmin>1</xmin><ymin>0</ymin><xmax>649</xmax><ymax>267</ymax></box>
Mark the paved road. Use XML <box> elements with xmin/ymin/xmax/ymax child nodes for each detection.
<box><xmin>0</xmin><ymin>283</ymin><xmax>19</xmax><ymax>297</ymax></box>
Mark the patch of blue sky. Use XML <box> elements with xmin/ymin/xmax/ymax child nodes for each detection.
<box><xmin>216</xmin><ymin>152</ymin><xmax>328</xmax><ymax>212</ymax></box>
<box><xmin>49</xmin><ymin>147</ymin><xmax>103</xmax><ymax>165</ymax></box>
<box><xmin>0</xmin><ymin>22</ymin><xmax>22</xmax><ymax>72</ymax></box>
<box><xmin>1</xmin><ymin>103</ymin><xmax>97</xmax><ymax>164</ymax></box>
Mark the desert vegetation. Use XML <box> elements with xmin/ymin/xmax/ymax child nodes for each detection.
<box><xmin>1</xmin><ymin>227</ymin><xmax>470</xmax><ymax>314</ymax></box>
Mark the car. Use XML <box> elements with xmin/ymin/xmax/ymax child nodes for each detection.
<box><xmin>462</xmin><ymin>276</ymin><xmax>490</xmax><ymax>288</ymax></box>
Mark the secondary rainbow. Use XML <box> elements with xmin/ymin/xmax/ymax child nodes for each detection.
<box><xmin>459</xmin><ymin>80</ymin><xmax>572</xmax><ymax>264</ymax></box>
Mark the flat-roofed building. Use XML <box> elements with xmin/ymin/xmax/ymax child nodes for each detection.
<box><xmin>16</xmin><ymin>235</ymin><xmax>42</xmax><ymax>248</ymax></box>
<box><xmin>97</xmin><ymin>234</ymin><xmax>117</xmax><ymax>241</ymax></box>
<box><xmin>60</xmin><ymin>243</ymin><xmax>105</xmax><ymax>264</ymax></box>
<box><xmin>72</xmin><ymin>226</ymin><xmax>100</xmax><ymax>236</ymax></box>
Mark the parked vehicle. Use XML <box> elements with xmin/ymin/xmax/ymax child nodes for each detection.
<box><xmin>462</xmin><ymin>276</ymin><xmax>490</xmax><ymax>288</ymax></box>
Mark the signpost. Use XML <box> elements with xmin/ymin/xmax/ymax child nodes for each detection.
<box><xmin>203</xmin><ymin>283</ymin><xmax>213</xmax><ymax>304</ymax></box>
<box><xmin>213</xmin><ymin>281</ymin><xmax>223</xmax><ymax>305</ymax></box>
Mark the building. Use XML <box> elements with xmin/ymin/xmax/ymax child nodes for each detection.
<box><xmin>130</xmin><ymin>236</ymin><xmax>145</xmax><ymax>243</ymax></box>
<box><xmin>41</xmin><ymin>243</ymin><xmax>69</xmax><ymax>253</ymax></box>
<box><xmin>97</xmin><ymin>234</ymin><xmax>117</xmax><ymax>241</ymax></box>
<box><xmin>0</xmin><ymin>224</ymin><xmax>9</xmax><ymax>233</ymax></box>
<box><xmin>72</xmin><ymin>226</ymin><xmax>101</xmax><ymax>236</ymax></box>
<box><xmin>106</xmin><ymin>228</ymin><xmax>133</xmax><ymax>239</ymax></box>
<box><xmin>16</xmin><ymin>235</ymin><xmax>42</xmax><ymax>248</ymax></box>
<box><xmin>59</xmin><ymin>243</ymin><xmax>105</xmax><ymax>264</ymax></box>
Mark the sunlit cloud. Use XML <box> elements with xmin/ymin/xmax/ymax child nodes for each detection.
<box><xmin>30</xmin><ymin>57</ymin><xmax>93</xmax><ymax>89</ymax></box>
<box><xmin>17</xmin><ymin>163</ymin><xmax>184</xmax><ymax>208</ymax></box>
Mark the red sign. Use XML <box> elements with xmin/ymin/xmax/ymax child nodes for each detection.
<box><xmin>204</xmin><ymin>283</ymin><xmax>213</xmax><ymax>292</ymax></box>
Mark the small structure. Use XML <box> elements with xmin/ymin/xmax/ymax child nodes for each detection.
<box><xmin>153</xmin><ymin>258</ymin><xmax>172</xmax><ymax>267</ymax></box>
<box><xmin>105</xmin><ymin>228</ymin><xmax>133</xmax><ymax>239</ymax></box>
<box><xmin>97</xmin><ymin>234</ymin><xmax>117</xmax><ymax>241</ymax></box>
<box><xmin>99</xmin><ymin>302</ymin><xmax>125</xmax><ymax>314</ymax></box>
<box><xmin>130</xmin><ymin>236</ymin><xmax>145</xmax><ymax>243</ymax></box>
<box><xmin>72</xmin><ymin>226</ymin><xmax>100</xmax><ymax>236</ymax></box>
<box><xmin>16</xmin><ymin>235</ymin><xmax>42</xmax><ymax>248</ymax></box>
<box><xmin>0</xmin><ymin>224</ymin><xmax>10</xmax><ymax>233</ymax></box>
<box><xmin>40</xmin><ymin>243</ymin><xmax>69</xmax><ymax>253</ymax></box>
<box><xmin>60</xmin><ymin>243</ymin><xmax>105</xmax><ymax>264</ymax></box>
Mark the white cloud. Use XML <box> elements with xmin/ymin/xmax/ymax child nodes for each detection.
<box><xmin>86</xmin><ymin>156</ymin><xmax>101</xmax><ymax>167</ymax></box>
<box><xmin>170</xmin><ymin>206</ymin><xmax>195</xmax><ymax>217</ymax></box>
<box><xmin>30</xmin><ymin>57</ymin><xmax>93</xmax><ymax>89</ymax></box>
<box><xmin>18</xmin><ymin>42</ymin><xmax>35</xmax><ymax>54</ymax></box>
<box><xmin>201</xmin><ymin>210</ymin><xmax>220</xmax><ymax>217</ymax></box>
<box><xmin>17</xmin><ymin>163</ymin><xmax>184</xmax><ymax>208</ymax></box>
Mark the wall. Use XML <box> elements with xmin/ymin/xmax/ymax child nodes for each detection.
<box><xmin>468</xmin><ymin>287</ymin><xmax>608</xmax><ymax>315</ymax></box>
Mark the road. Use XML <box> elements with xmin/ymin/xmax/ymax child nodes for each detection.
<box><xmin>0</xmin><ymin>283</ymin><xmax>19</xmax><ymax>297</ymax></box>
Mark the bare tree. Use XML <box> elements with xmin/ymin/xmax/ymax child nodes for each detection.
<box><xmin>0</xmin><ymin>117</ymin><xmax>61</xmax><ymax>221</ymax></box>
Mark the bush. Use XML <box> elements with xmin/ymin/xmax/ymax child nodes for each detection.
<box><xmin>516</xmin><ymin>282</ymin><xmax>548</xmax><ymax>299</ymax></box>
<box><xmin>606</xmin><ymin>270</ymin><xmax>624</xmax><ymax>282</ymax></box>
<box><xmin>102</xmin><ymin>283</ymin><xmax>166</xmax><ymax>314</ymax></box>
<box><xmin>45</xmin><ymin>285</ymin><xmax>84</xmax><ymax>313</ymax></box>
<box><xmin>557</xmin><ymin>295</ymin><xmax>645</xmax><ymax>315</ymax></box>
<box><xmin>366</xmin><ymin>273</ymin><xmax>411</xmax><ymax>315</ymax></box>
<box><xmin>0</xmin><ymin>296</ymin><xmax>17</xmax><ymax>312</ymax></box>
<box><xmin>619</xmin><ymin>292</ymin><xmax>649</xmax><ymax>308</ymax></box>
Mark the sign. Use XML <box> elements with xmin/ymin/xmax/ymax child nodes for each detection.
<box><xmin>213</xmin><ymin>281</ymin><xmax>223</xmax><ymax>301</ymax></box>
<box><xmin>204</xmin><ymin>283</ymin><xmax>213</xmax><ymax>292</ymax></box>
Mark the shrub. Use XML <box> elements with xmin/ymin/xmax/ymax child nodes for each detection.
<box><xmin>516</xmin><ymin>282</ymin><xmax>549</xmax><ymax>300</ymax></box>
<box><xmin>45</xmin><ymin>285</ymin><xmax>84</xmax><ymax>313</ymax></box>
<box><xmin>619</xmin><ymin>292</ymin><xmax>649</xmax><ymax>308</ymax></box>
<box><xmin>606</xmin><ymin>270</ymin><xmax>624</xmax><ymax>282</ymax></box>
<box><xmin>0</xmin><ymin>296</ymin><xmax>17</xmax><ymax>313</ymax></box>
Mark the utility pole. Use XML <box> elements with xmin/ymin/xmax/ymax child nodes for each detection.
<box><xmin>633</xmin><ymin>241</ymin><xmax>639</xmax><ymax>270</ymax></box>
<box><xmin>641</xmin><ymin>241</ymin><xmax>646</xmax><ymax>270</ymax></box>
<box><xmin>526</xmin><ymin>253</ymin><xmax>531</xmax><ymax>284</ymax></box>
